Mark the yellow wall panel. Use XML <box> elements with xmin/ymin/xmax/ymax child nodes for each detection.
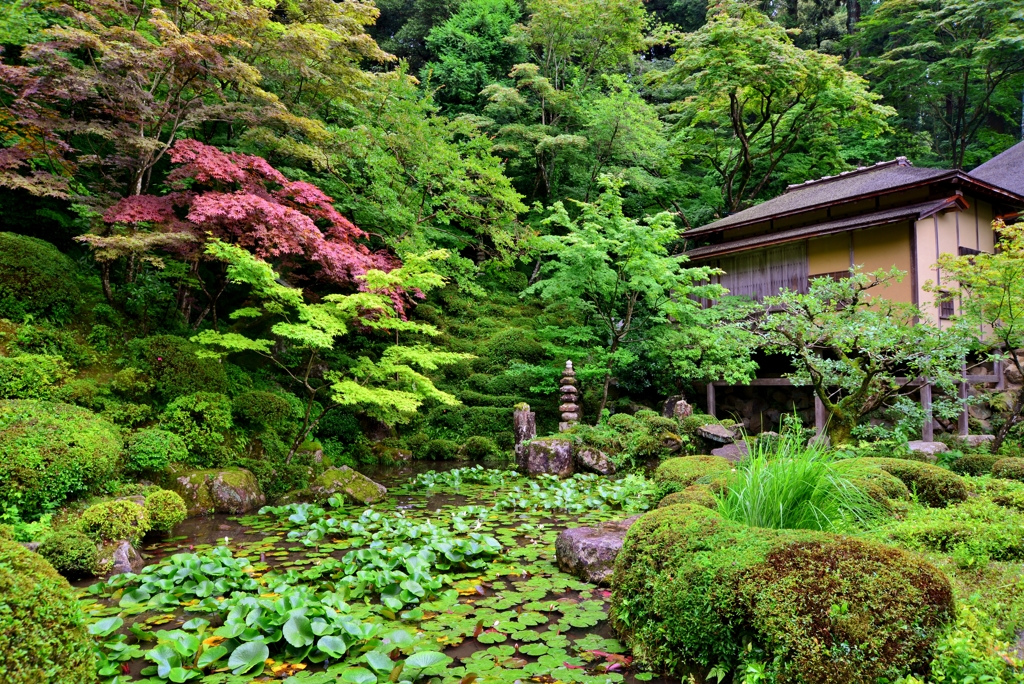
<box><xmin>853</xmin><ymin>222</ymin><xmax>913</xmax><ymax>304</ymax></box>
<box><xmin>808</xmin><ymin>234</ymin><xmax>850</xmax><ymax>275</ymax></box>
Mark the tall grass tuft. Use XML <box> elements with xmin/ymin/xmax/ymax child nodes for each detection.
<box><xmin>716</xmin><ymin>428</ymin><xmax>882</xmax><ymax>532</ymax></box>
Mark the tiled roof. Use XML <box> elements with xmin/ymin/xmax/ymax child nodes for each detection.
<box><xmin>684</xmin><ymin>198</ymin><xmax>961</xmax><ymax>260</ymax></box>
<box><xmin>688</xmin><ymin>159</ymin><xmax>952</xmax><ymax>235</ymax></box>
<box><xmin>969</xmin><ymin>141</ymin><xmax>1024</xmax><ymax>198</ymax></box>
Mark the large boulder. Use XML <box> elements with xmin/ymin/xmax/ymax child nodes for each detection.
<box><xmin>556</xmin><ymin>516</ymin><xmax>640</xmax><ymax>585</ymax></box>
<box><xmin>697</xmin><ymin>423</ymin><xmax>736</xmax><ymax>444</ymax></box>
<box><xmin>906</xmin><ymin>440</ymin><xmax>949</xmax><ymax>463</ymax></box>
<box><xmin>310</xmin><ymin>466</ymin><xmax>387</xmax><ymax>505</ymax></box>
<box><xmin>577</xmin><ymin>448</ymin><xmax>615</xmax><ymax>475</ymax></box>
<box><xmin>711</xmin><ymin>441</ymin><xmax>748</xmax><ymax>462</ymax></box>
<box><xmin>96</xmin><ymin>541</ymin><xmax>144</xmax><ymax>578</ymax></box>
<box><xmin>519</xmin><ymin>437</ymin><xmax>574</xmax><ymax>477</ymax></box>
<box><xmin>167</xmin><ymin>467</ymin><xmax>266</xmax><ymax>515</ymax></box>
<box><xmin>611</xmin><ymin>504</ymin><xmax>954</xmax><ymax>684</ymax></box>
<box><xmin>0</xmin><ymin>539</ymin><xmax>95</xmax><ymax>683</ymax></box>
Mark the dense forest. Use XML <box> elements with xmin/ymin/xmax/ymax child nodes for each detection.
<box><xmin>3</xmin><ymin>0</ymin><xmax>1024</xmax><ymax>682</ymax></box>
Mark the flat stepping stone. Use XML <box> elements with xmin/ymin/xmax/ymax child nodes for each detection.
<box><xmin>555</xmin><ymin>516</ymin><xmax>640</xmax><ymax>586</ymax></box>
<box><xmin>698</xmin><ymin>424</ymin><xmax>737</xmax><ymax>444</ymax></box>
<box><xmin>711</xmin><ymin>441</ymin><xmax>748</xmax><ymax>462</ymax></box>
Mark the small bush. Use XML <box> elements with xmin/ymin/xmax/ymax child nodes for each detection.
<box><xmin>654</xmin><ymin>455</ymin><xmax>731</xmax><ymax>490</ymax></box>
<box><xmin>658</xmin><ymin>484</ymin><xmax>717</xmax><ymax>509</ymax></box>
<box><xmin>159</xmin><ymin>391</ymin><xmax>234</xmax><ymax>466</ymax></box>
<box><xmin>992</xmin><ymin>457</ymin><xmax>1024</xmax><ymax>482</ymax></box>
<box><xmin>37</xmin><ymin>528</ymin><xmax>98</xmax><ymax>577</ymax></box>
<box><xmin>0</xmin><ymin>232</ymin><xmax>81</xmax><ymax>321</ymax></box>
<box><xmin>950</xmin><ymin>453</ymin><xmax>1001</xmax><ymax>476</ymax></box>
<box><xmin>874</xmin><ymin>497</ymin><xmax>1024</xmax><ymax>561</ymax></box>
<box><xmin>0</xmin><ymin>539</ymin><xmax>95</xmax><ymax>683</ymax></box>
<box><xmin>126</xmin><ymin>428</ymin><xmax>188</xmax><ymax>474</ymax></box>
<box><xmin>476</xmin><ymin>328</ymin><xmax>548</xmax><ymax>371</ymax></box>
<box><xmin>855</xmin><ymin>458</ymin><xmax>968</xmax><ymax>507</ymax></box>
<box><xmin>0</xmin><ymin>525</ymin><xmax>12</xmax><ymax>540</ymax></box>
<box><xmin>127</xmin><ymin>335</ymin><xmax>228</xmax><ymax>403</ymax></box>
<box><xmin>78</xmin><ymin>499</ymin><xmax>150</xmax><ymax>544</ymax></box>
<box><xmin>232</xmin><ymin>390</ymin><xmax>293</xmax><ymax>429</ymax></box>
<box><xmin>461</xmin><ymin>435</ymin><xmax>499</xmax><ymax>459</ymax></box>
<box><xmin>425</xmin><ymin>439</ymin><xmax>461</xmax><ymax>460</ymax></box>
<box><xmin>0</xmin><ymin>354</ymin><xmax>72</xmax><ymax>399</ymax></box>
<box><xmin>144</xmin><ymin>489</ymin><xmax>187</xmax><ymax>532</ymax></box>
<box><xmin>0</xmin><ymin>400</ymin><xmax>122</xmax><ymax>519</ymax></box>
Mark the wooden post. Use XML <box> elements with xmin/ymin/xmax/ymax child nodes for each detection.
<box><xmin>920</xmin><ymin>381</ymin><xmax>934</xmax><ymax>442</ymax></box>
<box><xmin>958</xmin><ymin>364</ymin><xmax>969</xmax><ymax>436</ymax></box>
<box><xmin>813</xmin><ymin>393</ymin><xmax>826</xmax><ymax>436</ymax></box>
<box><xmin>706</xmin><ymin>383</ymin><xmax>716</xmax><ymax>418</ymax></box>
<box><xmin>997</xmin><ymin>357</ymin><xmax>1006</xmax><ymax>390</ymax></box>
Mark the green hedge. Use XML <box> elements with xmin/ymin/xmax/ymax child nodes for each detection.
<box><xmin>0</xmin><ymin>354</ymin><xmax>72</xmax><ymax>399</ymax></box>
<box><xmin>0</xmin><ymin>400</ymin><xmax>122</xmax><ymax>519</ymax></box>
<box><xmin>0</xmin><ymin>232</ymin><xmax>81</xmax><ymax>322</ymax></box>
<box><xmin>127</xmin><ymin>335</ymin><xmax>228</xmax><ymax>403</ymax></box>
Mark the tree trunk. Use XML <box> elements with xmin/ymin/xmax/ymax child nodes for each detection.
<box><xmin>100</xmin><ymin>262</ymin><xmax>114</xmax><ymax>304</ymax></box>
<box><xmin>992</xmin><ymin>391</ymin><xmax>1023</xmax><ymax>452</ymax></box>
<box><xmin>826</xmin><ymin>415</ymin><xmax>856</xmax><ymax>446</ymax></box>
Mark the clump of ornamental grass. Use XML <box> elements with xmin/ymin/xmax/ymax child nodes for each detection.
<box><xmin>716</xmin><ymin>427</ymin><xmax>882</xmax><ymax>531</ymax></box>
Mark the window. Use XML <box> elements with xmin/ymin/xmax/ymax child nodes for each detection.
<box><xmin>808</xmin><ymin>270</ymin><xmax>851</xmax><ymax>285</ymax></box>
<box><xmin>939</xmin><ymin>292</ymin><xmax>954</xmax><ymax>320</ymax></box>
<box><xmin>958</xmin><ymin>246</ymin><xmax>983</xmax><ymax>257</ymax></box>
<box><xmin>717</xmin><ymin>244</ymin><xmax>808</xmax><ymax>301</ymax></box>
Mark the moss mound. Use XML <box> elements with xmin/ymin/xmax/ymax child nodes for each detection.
<box><xmin>0</xmin><ymin>232</ymin><xmax>81</xmax><ymax>321</ymax></box>
<box><xmin>950</xmin><ymin>453</ymin><xmax>1001</xmax><ymax>476</ymax></box>
<box><xmin>654</xmin><ymin>455</ymin><xmax>732</xmax><ymax>490</ymax></box>
<box><xmin>611</xmin><ymin>505</ymin><xmax>954</xmax><ymax>683</ymax></box>
<box><xmin>0</xmin><ymin>539</ymin><xmax>95</xmax><ymax>682</ymax></box>
<box><xmin>37</xmin><ymin>528</ymin><xmax>98</xmax><ymax>577</ymax></box>
<box><xmin>128</xmin><ymin>335</ymin><xmax>228</xmax><ymax>402</ymax></box>
<box><xmin>232</xmin><ymin>390</ymin><xmax>293</xmax><ymax>429</ymax></box>
<box><xmin>145</xmin><ymin>489</ymin><xmax>188</xmax><ymax>532</ymax></box>
<box><xmin>658</xmin><ymin>484</ymin><xmax>717</xmax><ymax>509</ymax></box>
<box><xmin>126</xmin><ymin>428</ymin><xmax>188</xmax><ymax>475</ymax></box>
<box><xmin>993</xmin><ymin>457</ymin><xmax>1024</xmax><ymax>482</ymax></box>
<box><xmin>0</xmin><ymin>400</ymin><xmax>123</xmax><ymax>518</ymax></box>
<box><xmin>79</xmin><ymin>499</ymin><xmax>151</xmax><ymax>544</ymax></box>
<box><xmin>853</xmin><ymin>458</ymin><xmax>967</xmax><ymax>507</ymax></box>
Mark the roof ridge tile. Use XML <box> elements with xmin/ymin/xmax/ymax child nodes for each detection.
<box><xmin>783</xmin><ymin>157</ymin><xmax>912</xmax><ymax>193</ymax></box>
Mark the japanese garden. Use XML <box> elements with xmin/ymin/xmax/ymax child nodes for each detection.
<box><xmin>3</xmin><ymin>0</ymin><xmax>1024</xmax><ymax>682</ymax></box>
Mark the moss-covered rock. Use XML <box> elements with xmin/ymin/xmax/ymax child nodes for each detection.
<box><xmin>658</xmin><ymin>484</ymin><xmax>717</xmax><ymax>509</ymax></box>
<box><xmin>310</xmin><ymin>466</ymin><xmax>387</xmax><ymax>505</ymax></box>
<box><xmin>993</xmin><ymin>457</ymin><xmax>1024</xmax><ymax>482</ymax></box>
<box><xmin>0</xmin><ymin>400</ymin><xmax>123</xmax><ymax>519</ymax></box>
<box><xmin>36</xmin><ymin>528</ymin><xmax>98</xmax><ymax>578</ymax></box>
<box><xmin>610</xmin><ymin>505</ymin><xmax>954</xmax><ymax>684</ymax></box>
<box><xmin>849</xmin><ymin>458</ymin><xmax>967</xmax><ymax>507</ymax></box>
<box><xmin>78</xmin><ymin>499</ymin><xmax>151</xmax><ymax>544</ymax></box>
<box><xmin>94</xmin><ymin>540</ymin><xmax>144</xmax><ymax>577</ymax></box>
<box><xmin>145</xmin><ymin>489</ymin><xmax>188</xmax><ymax>532</ymax></box>
<box><xmin>950</xmin><ymin>453</ymin><xmax>1001</xmax><ymax>476</ymax></box>
<box><xmin>166</xmin><ymin>467</ymin><xmax>266</xmax><ymax>515</ymax></box>
<box><xmin>0</xmin><ymin>539</ymin><xmax>95</xmax><ymax>683</ymax></box>
<box><xmin>654</xmin><ymin>455</ymin><xmax>732</xmax><ymax>490</ymax></box>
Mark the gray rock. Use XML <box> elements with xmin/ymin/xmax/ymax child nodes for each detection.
<box><xmin>561</xmin><ymin>412</ymin><xmax>580</xmax><ymax>421</ymax></box>
<box><xmin>514</xmin><ymin>404</ymin><xmax>537</xmax><ymax>460</ymax></box>
<box><xmin>311</xmin><ymin>466</ymin><xmax>387</xmax><ymax>505</ymax></box>
<box><xmin>520</xmin><ymin>438</ymin><xmax>574</xmax><ymax>477</ymax></box>
<box><xmin>98</xmin><ymin>541</ymin><xmax>144</xmax><ymax>578</ymax></box>
<box><xmin>558</xmin><ymin>422</ymin><xmax>574</xmax><ymax>432</ymax></box>
<box><xmin>964</xmin><ymin>434</ymin><xmax>996</xmax><ymax>448</ymax></box>
<box><xmin>577</xmin><ymin>448</ymin><xmax>615</xmax><ymax>475</ymax></box>
<box><xmin>168</xmin><ymin>467</ymin><xmax>266</xmax><ymax>516</ymax></box>
<box><xmin>555</xmin><ymin>516</ymin><xmax>640</xmax><ymax>585</ymax></box>
<box><xmin>711</xmin><ymin>441</ymin><xmax>748</xmax><ymax>462</ymax></box>
<box><xmin>20</xmin><ymin>542</ymin><xmax>40</xmax><ymax>552</ymax></box>
<box><xmin>673</xmin><ymin>399</ymin><xmax>693</xmax><ymax>420</ymax></box>
<box><xmin>907</xmin><ymin>440</ymin><xmax>949</xmax><ymax>462</ymax></box>
<box><xmin>698</xmin><ymin>423</ymin><xmax>736</xmax><ymax>444</ymax></box>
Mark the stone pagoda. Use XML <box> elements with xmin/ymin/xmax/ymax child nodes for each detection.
<box><xmin>558</xmin><ymin>360</ymin><xmax>580</xmax><ymax>431</ymax></box>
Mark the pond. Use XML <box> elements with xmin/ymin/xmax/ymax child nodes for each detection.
<box><xmin>78</xmin><ymin>462</ymin><xmax>676</xmax><ymax>684</ymax></box>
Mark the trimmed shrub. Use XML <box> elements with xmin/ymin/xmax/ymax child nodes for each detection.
<box><xmin>37</xmin><ymin>528</ymin><xmax>98</xmax><ymax>577</ymax></box>
<box><xmin>78</xmin><ymin>499</ymin><xmax>150</xmax><ymax>544</ymax></box>
<box><xmin>159</xmin><ymin>391</ymin><xmax>233</xmax><ymax>465</ymax></box>
<box><xmin>127</xmin><ymin>335</ymin><xmax>228</xmax><ymax>402</ymax></box>
<box><xmin>0</xmin><ymin>400</ymin><xmax>122</xmax><ymax>519</ymax></box>
<box><xmin>993</xmin><ymin>457</ymin><xmax>1024</xmax><ymax>482</ymax></box>
<box><xmin>144</xmin><ymin>489</ymin><xmax>188</xmax><ymax>532</ymax></box>
<box><xmin>476</xmin><ymin>328</ymin><xmax>548</xmax><ymax>371</ymax></box>
<box><xmin>461</xmin><ymin>435</ymin><xmax>499</xmax><ymax>459</ymax></box>
<box><xmin>658</xmin><ymin>484</ymin><xmax>717</xmax><ymax>509</ymax></box>
<box><xmin>654</xmin><ymin>455</ymin><xmax>732</xmax><ymax>490</ymax></box>
<box><xmin>853</xmin><ymin>458</ymin><xmax>968</xmax><ymax>507</ymax></box>
<box><xmin>0</xmin><ymin>539</ymin><xmax>95</xmax><ymax>683</ymax></box>
<box><xmin>0</xmin><ymin>525</ymin><xmax>12</xmax><ymax>540</ymax></box>
<box><xmin>610</xmin><ymin>504</ymin><xmax>954</xmax><ymax>684</ymax></box>
<box><xmin>232</xmin><ymin>390</ymin><xmax>293</xmax><ymax>429</ymax></box>
<box><xmin>0</xmin><ymin>354</ymin><xmax>72</xmax><ymax>399</ymax></box>
<box><xmin>126</xmin><ymin>428</ymin><xmax>188</xmax><ymax>474</ymax></box>
<box><xmin>0</xmin><ymin>232</ymin><xmax>81</xmax><ymax>322</ymax></box>
<box><xmin>425</xmin><ymin>439</ymin><xmax>461</xmax><ymax>460</ymax></box>
<box><xmin>950</xmin><ymin>453</ymin><xmax>1001</xmax><ymax>476</ymax></box>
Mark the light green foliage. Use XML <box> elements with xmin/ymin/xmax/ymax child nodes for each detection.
<box><xmin>569</xmin><ymin>410</ymin><xmax>686</xmax><ymax>469</ymax></box>
<box><xmin>0</xmin><ymin>353</ymin><xmax>72</xmax><ymax>399</ymax></box>
<box><xmin>752</xmin><ymin>268</ymin><xmax>971</xmax><ymax>444</ymax></box>
<box><xmin>662</xmin><ymin>2</ymin><xmax>893</xmax><ymax>217</ymax></box>
<box><xmin>37</xmin><ymin>527</ymin><xmax>99</xmax><ymax>577</ymax></box>
<box><xmin>526</xmin><ymin>178</ymin><xmax>730</xmax><ymax>418</ymax></box>
<box><xmin>78</xmin><ymin>499</ymin><xmax>151</xmax><ymax>544</ymax></box>
<box><xmin>159</xmin><ymin>392</ymin><xmax>234</xmax><ymax>466</ymax></box>
<box><xmin>852</xmin><ymin>0</ymin><xmax>1024</xmax><ymax>168</ymax></box>
<box><xmin>193</xmin><ymin>240</ymin><xmax>471</xmax><ymax>461</ymax></box>
<box><xmin>654</xmin><ymin>455</ymin><xmax>732</xmax><ymax>490</ymax></box>
<box><xmin>0</xmin><ymin>539</ymin><xmax>95</xmax><ymax>683</ymax></box>
<box><xmin>126</xmin><ymin>428</ymin><xmax>188</xmax><ymax>474</ymax></box>
<box><xmin>717</xmin><ymin>429</ymin><xmax>883</xmax><ymax>531</ymax></box>
<box><xmin>495</xmin><ymin>472</ymin><xmax>660</xmax><ymax>513</ymax></box>
<box><xmin>144</xmin><ymin>489</ymin><xmax>188</xmax><ymax>532</ymax></box>
<box><xmin>0</xmin><ymin>232</ymin><xmax>82</xmax><ymax>322</ymax></box>
<box><xmin>0</xmin><ymin>400</ymin><xmax>122</xmax><ymax>520</ymax></box>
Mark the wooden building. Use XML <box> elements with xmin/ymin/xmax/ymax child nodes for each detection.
<box><xmin>685</xmin><ymin>143</ymin><xmax>1024</xmax><ymax>436</ymax></box>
